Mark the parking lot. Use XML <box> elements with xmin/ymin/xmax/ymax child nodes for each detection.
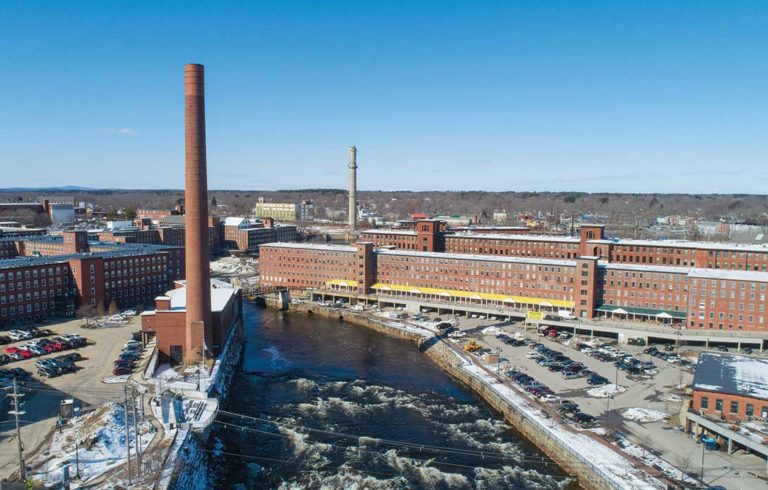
<box><xmin>0</xmin><ymin>315</ymin><xmax>148</xmax><ymax>479</ymax></box>
<box><xmin>360</xmin><ymin>304</ymin><xmax>768</xmax><ymax>488</ymax></box>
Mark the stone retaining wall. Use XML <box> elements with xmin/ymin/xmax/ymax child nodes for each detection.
<box><xmin>269</xmin><ymin>299</ymin><xmax>653</xmax><ymax>490</ymax></box>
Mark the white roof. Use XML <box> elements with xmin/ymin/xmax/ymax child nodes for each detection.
<box><xmin>164</xmin><ymin>283</ymin><xmax>238</xmax><ymax>312</ymax></box>
<box><xmin>260</xmin><ymin>242</ymin><xmax>356</xmax><ymax>252</ymax></box>
<box><xmin>689</xmin><ymin>268</ymin><xmax>768</xmax><ymax>283</ymax></box>
<box><xmin>447</xmin><ymin>233</ymin><xmax>580</xmax><ymax>243</ymax></box>
<box><xmin>615</xmin><ymin>238</ymin><xmax>768</xmax><ymax>253</ymax></box>
<box><xmin>360</xmin><ymin>229</ymin><xmax>417</xmax><ymax>236</ymax></box>
<box><xmin>602</xmin><ymin>263</ymin><xmax>692</xmax><ymax>275</ymax></box>
<box><xmin>376</xmin><ymin>248</ymin><xmax>577</xmax><ymax>267</ymax></box>
<box><xmin>223</xmin><ymin>217</ymin><xmax>246</xmax><ymax>227</ymax></box>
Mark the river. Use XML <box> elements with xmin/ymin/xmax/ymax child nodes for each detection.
<box><xmin>210</xmin><ymin>303</ymin><xmax>575</xmax><ymax>489</ymax></box>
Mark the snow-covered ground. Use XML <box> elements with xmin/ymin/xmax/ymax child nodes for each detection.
<box><xmin>459</xmin><ymin>363</ymin><xmax>665</xmax><ymax>489</ymax></box>
<box><xmin>615</xmin><ymin>436</ymin><xmax>698</xmax><ymax>487</ymax></box>
<box><xmin>210</xmin><ymin>257</ymin><xmax>256</xmax><ymax>277</ymax></box>
<box><xmin>29</xmin><ymin>402</ymin><xmax>156</xmax><ymax>488</ymax></box>
<box><xmin>587</xmin><ymin>383</ymin><xmax>627</xmax><ymax>398</ymax></box>
<box><xmin>481</xmin><ymin>326</ymin><xmax>504</xmax><ymax>336</ymax></box>
<box><xmin>622</xmin><ymin>408</ymin><xmax>668</xmax><ymax>423</ymax></box>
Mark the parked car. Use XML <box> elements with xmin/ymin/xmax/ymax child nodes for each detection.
<box><xmin>717</xmin><ymin>345</ymin><xmax>729</xmax><ymax>352</ymax></box>
<box><xmin>539</xmin><ymin>394</ymin><xmax>560</xmax><ymax>403</ymax></box>
<box><xmin>8</xmin><ymin>330</ymin><xmax>32</xmax><ymax>341</ymax></box>
<box><xmin>0</xmin><ymin>335</ymin><xmax>11</xmax><ymax>345</ymax></box>
<box><xmin>37</xmin><ymin>367</ymin><xmax>59</xmax><ymax>378</ymax></box>
<box><xmin>557</xmin><ymin>401</ymin><xmax>580</xmax><ymax>414</ymax></box>
<box><xmin>26</xmin><ymin>345</ymin><xmax>46</xmax><ymax>356</ymax></box>
<box><xmin>587</xmin><ymin>374</ymin><xmax>609</xmax><ymax>385</ymax></box>
<box><xmin>113</xmin><ymin>366</ymin><xmax>132</xmax><ymax>376</ymax></box>
<box><xmin>60</xmin><ymin>352</ymin><xmax>83</xmax><ymax>362</ymax></box>
<box><xmin>562</xmin><ymin>371</ymin><xmax>581</xmax><ymax>380</ymax></box>
<box><xmin>0</xmin><ymin>354</ymin><xmax>9</xmax><ymax>364</ymax></box>
<box><xmin>573</xmin><ymin>412</ymin><xmax>597</xmax><ymax>427</ymax></box>
<box><xmin>742</xmin><ymin>347</ymin><xmax>754</xmax><ymax>355</ymax></box>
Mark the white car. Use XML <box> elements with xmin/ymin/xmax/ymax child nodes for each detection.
<box><xmin>447</xmin><ymin>331</ymin><xmax>466</xmax><ymax>339</ymax></box>
<box><xmin>526</xmin><ymin>351</ymin><xmax>542</xmax><ymax>359</ymax></box>
<box><xmin>9</xmin><ymin>330</ymin><xmax>32</xmax><ymax>341</ymax></box>
<box><xmin>26</xmin><ymin>345</ymin><xmax>45</xmax><ymax>356</ymax></box>
<box><xmin>122</xmin><ymin>309</ymin><xmax>137</xmax><ymax>317</ymax></box>
<box><xmin>539</xmin><ymin>394</ymin><xmax>560</xmax><ymax>403</ymax></box>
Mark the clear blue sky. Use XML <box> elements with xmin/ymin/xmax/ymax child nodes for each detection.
<box><xmin>1</xmin><ymin>1</ymin><xmax>766</xmax><ymax>193</ymax></box>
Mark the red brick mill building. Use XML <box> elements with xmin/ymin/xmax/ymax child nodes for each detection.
<box><xmin>0</xmin><ymin>231</ymin><xmax>184</xmax><ymax>326</ymax></box>
<box><xmin>260</xmin><ymin>222</ymin><xmax>768</xmax><ymax>332</ymax></box>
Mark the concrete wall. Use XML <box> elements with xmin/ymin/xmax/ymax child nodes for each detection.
<box><xmin>266</xmin><ymin>299</ymin><xmax>653</xmax><ymax>489</ymax></box>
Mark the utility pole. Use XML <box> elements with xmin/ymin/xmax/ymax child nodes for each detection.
<box><xmin>132</xmin><ymin>386</ymin><xmax>142</xmax><ymax>478</ymax></box>
<box><xmin>74</xmin><ymin>423</ymin><xmax>80</xmax><ymax>479</ymax></box>
<box><xmin>6</xmin><ymin>379</ymin><xmax>26</xmax><ymax>481</ymax></box>
<box><xmin>124</xmin><ymin>384</ymin><xmax>132</xmax><ymax>484</ymax></box>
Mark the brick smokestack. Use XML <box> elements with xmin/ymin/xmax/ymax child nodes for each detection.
<box><xmin>184</xmin><ymin>63</ymin><xmax>212</xmax><ymax>361</ymax></box>
<box><xmin>348</xmin><ymin>145</ymin><xmax>357</xmax><ymax>231</ymax></box>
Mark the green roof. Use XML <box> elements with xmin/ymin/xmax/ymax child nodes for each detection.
<box><xmin>596</xmin><ymin>304</ymin><xmax>687</xmax><ymax>319</ymax></box>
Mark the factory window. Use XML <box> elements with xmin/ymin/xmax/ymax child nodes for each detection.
<box><xmin>730</xmin><ymin>401</ymin><xmax>739</xmax><ymax>414</ymax></box>
<box><xmin>715</xmin><ymin>399</ymin><xmax>723</xmax><ymax>411</ymax></box>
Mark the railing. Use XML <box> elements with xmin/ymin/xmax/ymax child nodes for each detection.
<box><xmin>435</xmin><ymin>335</ymin><xmax>667</xmax><ymax>489</ymax></box>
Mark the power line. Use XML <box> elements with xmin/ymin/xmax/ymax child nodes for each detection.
<box><xmin>200</xmin><ymin>433</ymin><xmax>573</xmax><ymax>482</ymax></box>
<box><xmin>216</xmin><ymin>409</ymin><xmax>553</xmax><ymax>465</ymax></box>
<box><xmin>213</xmin><ymin>418</ymin><xmax>559</xmax><ymax>471</ymax></box>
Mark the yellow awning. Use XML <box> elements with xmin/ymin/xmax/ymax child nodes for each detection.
<box><xmin>370</xmin><ymin>282</ymin><xmax>574</xmax><ymax>308</ymax></box>
<box><xmin>326</xmin><ymin>279</ymin><xmax>358</xmax><ymax>288</ymax></box>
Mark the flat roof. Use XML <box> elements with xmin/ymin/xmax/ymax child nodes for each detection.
<box><xmin>446</xmin><ymin>233</ymin><xmax>580</xmax><ymax>243</ymax></box>
<box><xmin>360</xmin><ymin>229</ymin><xmax>417</xmax><ymax>236</ymax></box>
<box><xmin>602</xmin><ymin>263</ymin><xmax>692</xmax><ymax>275</ymax></box>
<box><xmin>689</xmin><ymin>268</ymin><xmax>768</xmax><ymax>283</ymax></box>
<box><xmin>614</xmin><ymin>238</ymin><xmax>768</xmax><ymax>253</ymax></box>
<box><xmin>259</xmin><ymin>242</ymin><xmax>357</xmax><ymax>252</ymax></box>
<box><xmin>164</xmin><ymin>281</ymin><xmax>239</xmax><ymax>312</ymax></box>
<box><xmin>693</xmin><ymin>352</ymin><xmax>768</xmax><ymax>401</ymax></box>
<box><xmin>376</xmin><ymin>248</ymin><xmax>576</xmax><ymax>267</ymax></box>
<box><xmin>0</xmin><ymin>246</ymin><xmax>179</xmax><ymax>271</ymax></box>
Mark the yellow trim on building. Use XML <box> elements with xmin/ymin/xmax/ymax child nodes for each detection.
<box><xmin>370</xmin><ymin>283</ymin><xmax>574</xmax><ymax>308</ymax></box>
<box><xmin>326</xmin><ymin>279</ymin><xmax>358</xmax><ymax>288</ymax></box>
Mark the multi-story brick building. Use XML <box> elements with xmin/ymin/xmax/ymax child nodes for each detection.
<box><xmin>259</xmin><ymin>236</ymin><xmax>768</xmax><ymax>331</ymax></box>
<box><xmin>363</xmin><ymin>222</ymin><xmax>768</xmax><ymax>272</ymax></box>
<box><xmin>221</xmin><ymin>217</ymin><xmax>299</xmax><ymax>253</ymax></box>
<box><xmin>253</xmin><ymin>199</ymin><xmax>314</xmax><ymax>221</ymax></box>
<box><xmin>0</xmin><ymin>231</ymin><xmax>184</xmax><ymax>326</ymax></box>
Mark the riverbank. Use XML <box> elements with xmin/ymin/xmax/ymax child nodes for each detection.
<box><xmin>267</xmin><ymin>297</ymin><xmax>668</xmax><ymax>489</ymax></box>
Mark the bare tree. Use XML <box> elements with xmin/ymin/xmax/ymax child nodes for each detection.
<box><xmin>76</xmin><ymin>304</ymin><xmax>96</xmax><ymax>326</ymax></box>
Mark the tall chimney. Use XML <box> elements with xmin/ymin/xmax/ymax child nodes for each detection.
<box><xmin>184</xmin><ymin>63</ymin><xmax>212</xmax><ymax>361</ymax></box>
<box><xmin>348</xmin><ymin>145</ymin><xmax>357</xmax><ymax>231</ymax></box>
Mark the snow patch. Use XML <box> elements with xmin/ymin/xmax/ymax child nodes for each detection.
<box><xmin>587</xmin><ymin>384</ymin><xmax>627</xmax><ymax>398</ymax></box>
<box><xmin>622</xmin><ymin>408</ymin><xmax>667</xmax><ymax>424</ymax></box>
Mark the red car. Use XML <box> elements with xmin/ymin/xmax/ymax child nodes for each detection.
<box><xmin>17</xmin><ymin>349</ymin><xmax>33</xmax><ymax>359</ymax></box>
<box><xmin>5</xmin><ymin>346</ymin><xmax>20</xmax><ymax>354</ymax></box>
<box><xmin>50</xmin><ymin>342</ymin><xmax>66</xmax><ymax>352</ymax></box>
<box><xmin>42</xmin><ymin>344</ymin><xmax>56</xmax><ymax>353</ymax></box>
<box><xmin>112</xmin><ymin>366</ymin><xmax>132</xmax><ymax>376</ymax></box>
